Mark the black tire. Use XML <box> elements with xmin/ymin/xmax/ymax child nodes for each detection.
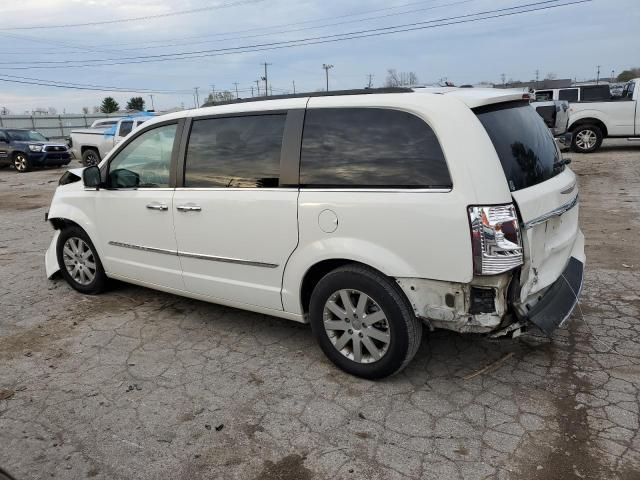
<box><xmin>309</xmin><ymin>264</ymin><xmax>422</xmax><ymax>379</ymax></box>
<box><xmin>13</xmin><ymin>152</ymin><xmax>31</xmax><ymax>172</ymax></box>
<box><xmin>82</xmin><ymin>149</ymin><xmax>100</xmax><ymax>166</ymax></box>
<box><xmin>571</xmin><ymin>124</ymin><xmax>603</xmax><ymax>153</ymax></box>
<box><xmin>56</xmin><ymin>226</ymin><xmax>108</xmax><ymax>294</ymax></box>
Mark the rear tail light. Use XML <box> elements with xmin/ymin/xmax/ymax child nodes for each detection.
<box><xmin>468</xmin><ymin>204</ymin><xmax>523</xmax><ymax>275</ymax></box>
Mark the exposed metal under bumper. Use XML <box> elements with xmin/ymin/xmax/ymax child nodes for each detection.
<box><xmin>522</xmin><ymin>257</ymin><xmax>584</xmax><ymax>336</ymax></box>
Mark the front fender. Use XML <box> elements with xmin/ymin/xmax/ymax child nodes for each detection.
<box><xmin>281</xmin><ymin>237</ymin><xmax>418</xmax><ymax>315</ymax></box>
<box><xmin>45</xmin><ymin>230</ymin><xmax>60</xmax><ymax>278</ymax></box>
<box><xmin>47</xmin><ymin>192</ymin><xmax>102</xmax><ymax>260</ymax></box>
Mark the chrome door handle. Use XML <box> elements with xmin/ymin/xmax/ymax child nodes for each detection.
<box><xmin>146</xmin><ymin>202</ymin><xmax>168</xmax><ymax>211</ymax></box>
<box><xmin>176</xmin><ymin>204</ymin><xmax>202</xmax><ymax>212</ymax></box>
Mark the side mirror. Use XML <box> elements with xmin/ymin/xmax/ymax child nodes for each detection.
<box><xmin>83</xmin><ymin>165</ymin><xmax>102</xmax><ymax>189</ymax></box>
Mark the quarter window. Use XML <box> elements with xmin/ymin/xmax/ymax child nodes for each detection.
<box><xmin>300</xmin><ymin>108</ymin><xmax>451</xmax><ymax>188</ymax></box>
<box><xmin>108</xmin><ymin>123</ymin><xmax>177</xmax><ymax>188</ymax></box>
<box><xmin>184</xmin><ymin>115</ymin><xmax>285</xmax><ymax>188</ymax></box>
<box><xmin>118</xmin><ymin>121</ymin><xmax>134</xmax><ymax>137</ymax></box>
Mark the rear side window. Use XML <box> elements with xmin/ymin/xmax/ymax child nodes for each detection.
<box><xmin>118</xmin><ymin>121</ymin><xmax>134</xmax><ymax>137</ymax></box>
<box><xmin>476</xmin><ymin>101</ymin><xmax>561</xmax><ymax>192</ymax></box>
<box><xmin>580</xmin><ymin>85</ymin><xmax>610</xmax><ymax>101</ymax></box>
<box><xmin>534</xmin><ymin>90</ymin><xmax>553</xmax><ymax>101</ymax></box>
<box><xmin>185</xmin><ymin>115</ymin><xmax>286</xmax><ymax>188</ymax></box>
<box><xmin>558</xmin><ymin>89</ymin><xmax>578</xmax><ymax>102</ymax></box>
<box><xmin>300</xmin><ymin>108</ymin><xmax>451</xmax><ymax>188</ymax></box>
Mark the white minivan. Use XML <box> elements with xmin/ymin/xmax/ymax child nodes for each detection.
<box><xmin>45</xmin><ymin>88</ymin><xmax>585</xmax><ymax>378</ymax></box>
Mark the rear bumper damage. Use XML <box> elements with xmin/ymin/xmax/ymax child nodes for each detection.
<box><xmin>516</xmin><ymin>256</ymin><xmax>584</xmax><ymax>335</ymax></box>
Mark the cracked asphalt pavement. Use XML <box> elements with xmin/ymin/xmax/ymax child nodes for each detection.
<box><xmin>1</xmin><ymin>140</ymin><xmax>639</xmax><ymax>479</ymax></box>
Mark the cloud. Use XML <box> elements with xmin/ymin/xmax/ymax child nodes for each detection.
<box><xmin>1</xmin><ymin>0</ymin><xmax>638</xmax><ymax>112</ymax></box>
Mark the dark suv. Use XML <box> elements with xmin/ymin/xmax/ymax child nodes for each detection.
<box><xmin>0</xmin><ymin>128</ymin><xmax>71</xmax><ymax>173</ymax></box>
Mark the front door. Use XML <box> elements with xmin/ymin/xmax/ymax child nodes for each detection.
<box><xmin>95</xmin><ymin>122</ymin><xmax>184</xmax><ymax>290</ymax></box>
<box><xmin>173</xmin><ymin>113</ymin><xmax>299</xmax><ymax>310</ymax></box>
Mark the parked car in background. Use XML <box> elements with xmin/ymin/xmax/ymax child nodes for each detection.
<box><xmin>534</xmin><ymin>83</ymin><xmax>611</xmax><ymax>102</ymax></box>
<box><xmin>567</xmin><ymin>78</ymin><xmax>640</xmax><ymax>152</ymax></box>
<box><xmin>45</xmin><ymin>87</ymin><xmax>584</xmax><ymax>378</ymax></box>
<box><xmin>69</xmin><ymin>114</ymin><xmax>152</xmax><ymax>166</ymax></box>
<box><xmin>90</xmin><ymin>118</ymin><xmax>121</xmax><ymax>129</ymax></box>
<box><xmin>0</xmin><ymin>128</ymin><xmax>71</xmax><ymax>172</ymax></box>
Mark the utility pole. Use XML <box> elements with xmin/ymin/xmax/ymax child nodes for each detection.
<box><xmin>322</xmin><ymin>64</ymin><xmax>334</xmax><ymax>92</ymax></box>
<box><xmin>596</xmin><ymin>65</ymin><xmax>601</xmax><ymax>84</ymax></box>
<box><xmin>611</xmin><ymin>70</ymin><xmax>615</xmax><ymax>83</ymax></box>
<box><xmin>149</xmin><ymin>94</ymin><xmax>155</xmax><ymax>111</ymax></box>
<box><xmin>535</xmin><ymin>69</ymin><xmax>539</xmax><ymax>88</ymax></box>
<box><xmin>233</xmin><ymin>82</ymin><xmax>239</xmax><ymax>99</ymax></box>
<box><xmin>251</xmin><ymin>86</ymin><xmax>254</xmax><ymax>97</ymax></box>
<box><xmin>261</xmin><ymin>62</ymin><xmax>271</xmax><ymax>96</ymax></box>
<box><xmin>366</xmin><ymin>74</ymin><xmax>374</xmax><ymax>88</ymax></box>
<box><xmin>501</xmin><ymin>73</ymin><xmax>506</xmax><ymax>87</ymax></box>
<box><xmin>270</xmin><ymin>86</ymin><xmax>273</xmax><ymax>96</ymax></box>
<box><xmin>292</xmin><ymin>80</ymin><xmax>296</xmax><ymax>94</ymax></box>
<box><xmin>255</xmin><ymin>79</ymin><xmax>261</xmax><ymax>96</ymax></box>
<box><xmin>194</xmin><ymin>87</ymin><xmax>200</xmax><ymax>107</ymax></box>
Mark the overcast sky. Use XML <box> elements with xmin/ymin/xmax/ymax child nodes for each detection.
<box><xmin>0</xmin><ymin>0</ymin><xmax>638</xmax><ymax>113</ymax></box>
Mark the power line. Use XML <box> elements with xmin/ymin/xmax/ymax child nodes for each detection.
<box><xmin>0</xmin><ymin>0</ymin><xmax>266</xmax><ymax>31</ymax></box>
<box><xmin>82</xmin><ymin>0</ymin><xmax>464</xmax><ymax>49</ymax></box>
<box><xmin>81</xmin><ymin>0</ymin><xmax>476</xmax><ymax>53</ymax></box>
<box><xmin>0</xmin><ymin>73</ymin><xmax>192</xmax><ymax>93</ymax></box>
<box><xmin>0</xmin><ymin>1</ymin><xmax>590</xmax><ymax>70</ymax></box>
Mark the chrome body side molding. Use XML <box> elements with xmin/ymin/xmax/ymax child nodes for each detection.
<box><xmin>108</xmin><ymin>241</ymin><xmax>278</xmax><ymax>268</ymax></box>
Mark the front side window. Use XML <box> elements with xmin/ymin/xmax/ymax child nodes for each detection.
<box><xmin>300</xmin><ymin>108</ymin><xmax>451</xmax><ymax>188</ymax></box>
<box><xmin>108</xmin><ymin>123</ymin><xmax>177</xmax><ymax>188</ymax></box>
<box><xmin>184</xmin><ymin>114</ymin><xmax>285</xmax><ymax>188</ymax></box>
<box><xmin>118</xmin><ymin>121</ymin><xmax>134</xmax><ymax>137</ymax></box>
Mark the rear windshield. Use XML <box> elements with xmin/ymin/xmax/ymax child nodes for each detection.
<box><xmin>475</xmin><ymin>101</ymin><xmax>560</xmax><ymax>191</ymax></box>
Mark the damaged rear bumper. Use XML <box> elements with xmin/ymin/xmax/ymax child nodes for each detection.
<box><xmin>517</xmin><ymin>256</ymin><xmax>584</xmax><ymax>335</ymax></box>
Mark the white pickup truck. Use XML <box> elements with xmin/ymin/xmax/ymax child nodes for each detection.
<box><xmin>568</xmin><ymin>78</ymin><xmax>639</xmax><ymax>152</ymax></box>
<box><xmin>69</xmin><ymin>115</ymin><xmax>152</xmax><ymax>166</ymax></box>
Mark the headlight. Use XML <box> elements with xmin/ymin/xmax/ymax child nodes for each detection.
<box><xmin>28</xmin><ymin>145</ymin><xmax>43</xmax><ymax>152</ymax></box>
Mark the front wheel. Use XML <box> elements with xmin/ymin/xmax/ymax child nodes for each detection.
<box><xmin>56</xmin><ymin>226</ymin><xmax>108</xmax><ymax>294</ymax></box>
<box><xmin>309</xmin><ymin>264</ymin><xmax>422</xmax><ymax>379</ymax></box>
<box><xmin>13</xmin><ymin>153</ymin><xmax>30</xmax><ymax>172</ymax></box>
<box><xmin>571</xmin><ymin>124</ymin><xmax>603</xmax><ymax>153</ymax></box>
<box><xmin>82</xmin><ymin>149</ymin><xmax>100</xmax><ymax>166</ymax></box>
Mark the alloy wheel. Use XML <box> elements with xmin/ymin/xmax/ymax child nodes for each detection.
<box><xmin>14</xmin><ymin>154</ymin><xmax>27</xmax><ymax>172</ymax></box>
<box><xmin>62</xmin><ymin>237</ymin><xmax>97</xmax><ymax>285</ymax></box>
<box><xmin>575</xmin><ymin>129</ymin><xmax>597</xmax><ymax>150</ymax></box>
<box><xmin>322</xmin><ymin>289</ymin><xmax>391</xmax><ymax>363</ymax></box>
<box><xmin>85</xmin><ymin>153</ymin><xmax>98</xmax><ymax>166</ymax></box>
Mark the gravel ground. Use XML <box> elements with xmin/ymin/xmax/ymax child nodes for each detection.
<box><xmin>1</xmin><ymin>140</ymin><xmax>639</xmax><ymax>480</ymax></box>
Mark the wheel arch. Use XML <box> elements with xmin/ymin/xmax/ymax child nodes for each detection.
<box><xmin>569</xmin><ymin>117</ymin><xmax>608</xmax><ymax>137</ymax></box>
<box><xmin>298</xmin><ymin>259</ymin><xmax>408</xmax><ymax>316</ymax></box>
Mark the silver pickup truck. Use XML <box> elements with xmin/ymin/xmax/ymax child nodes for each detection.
<box><xmin>69</xmin><ymin>115</ymin><xmax>152</xmax><ymax>166</ymax></box>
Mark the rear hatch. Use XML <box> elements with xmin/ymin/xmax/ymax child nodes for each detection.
<box><xmin>475</xmin><ymin>101</ymin><xmax>582</xmax><ymax>305</ymax></box>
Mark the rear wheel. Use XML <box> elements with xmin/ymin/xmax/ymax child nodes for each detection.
<box><xmin>56</xmin><ymin>226</ymin><xmax>108</xmax><ymax>294</ymax></box>
<box><xmin>571</xmin><ymin>124</ymin><xmax>603</xmax><ymax>153</ymax></box>
<box><xmin>13</xmin><ymin>152</ymin><xmax>30</xmax><ymax>172</ymax></box>
<box><xmin>82</xmin><ymin>149</ymin><xmax>100</xmax><ymax>166</ymax></box>
<box><xmin>309</xmin><ymin>264</ymin><xmax>422</xmax><ymax>379</ymax></box>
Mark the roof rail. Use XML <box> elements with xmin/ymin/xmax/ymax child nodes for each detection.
<box><xmin>201</xmin><ymin>87</ymin><xmax>413</xmax><ymax>107</ymax></box>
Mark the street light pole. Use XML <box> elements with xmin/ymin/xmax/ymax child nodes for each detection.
<box><xmin>322</xmin><ymin>64</ymin><xmax>334</xmax><ymax>92</ymax></box>
<box><xmin>149</xmin><ymin>94</ymin><xmax>155</xmax><ymax>111</ymax></box>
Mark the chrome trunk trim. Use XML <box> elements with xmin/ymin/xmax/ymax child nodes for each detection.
<box><xmin>523</xmin><ymin>194</ymin><xmax>579</xmax><ymax>230</ymax></box>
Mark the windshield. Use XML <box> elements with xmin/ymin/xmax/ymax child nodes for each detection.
<box><xmin>475</xmin><ymin>101</ymin><xmax>561</xmax><ymax>191</ymax></box>
<box><xmin>6</xmin><ymin>130</ymin><xmax>47</xmax><ymax>142</ymax></box>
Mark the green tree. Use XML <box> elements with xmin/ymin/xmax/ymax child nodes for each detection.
<box><xmin>205</xmin><ymin>91</ymin><xmax>235</xmax><ymax>105</ymax></box>
<box><xmin>617</xmin><ymin>68</ymin><xmax>640</xmax><ymax>82</ymax></box>
<box><xmin>126</xmin><ymin>96</ymin><xmax>145</xmax><ymax>111</ymax></box>
<box><xmin>100</xmin><ymin>97</ymin><xmax>119</xmax><ymax>113</ymax></box>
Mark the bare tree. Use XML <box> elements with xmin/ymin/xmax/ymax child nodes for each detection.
<box><xmin>545</xmin><ymin>72</ymin><xmax>558</xmax><ymax>80</ymax></box>
<box><xmin>385</xmin><ymin>69</ymin><xmax>419</xmax><ymax>87</ymax></box>
<box><xmin>82</xmin><ymin>107</ymin><xmax>89</xmax><ymax>114</ymax></box>
<box><xmin>92</xmin><ymin>106</ymin><xmax>100</xmax><ymax>113</ymax></box>
<box><xmin>48</xmin><ymin>107</ymin><xmax>57</xmax><ymax>115</ymax></box>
